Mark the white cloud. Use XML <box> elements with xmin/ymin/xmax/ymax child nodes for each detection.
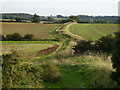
<box><xmin>1</xmin><ymin>0</ymin><xmax>119</xmax><ymax>3</ymax></box>
<box><xmin>1</xmin><ymin>0</ymin><xmax>119</xmax><ymax>16</ymax></box>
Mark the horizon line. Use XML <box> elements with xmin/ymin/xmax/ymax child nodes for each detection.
<box><xmin>0</xmin><ymin>12</ymin><xmax>118</xmax><ymax>17</ymax></box>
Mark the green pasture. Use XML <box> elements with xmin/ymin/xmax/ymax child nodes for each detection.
<box><xmin>69</xmin><ymin>24</ymin><xmax>118</xmax><ymax>40</ymax></box>
<box><xmin>33</xmin><ymin>55</ymin><xmax>115</xmax><ymax>88</ymax></box>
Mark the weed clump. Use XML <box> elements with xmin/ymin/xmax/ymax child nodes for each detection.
<box><xmin>42</xmin><ymin>62</ymin><xmax>61</xmax><ymax>83</ymax></box>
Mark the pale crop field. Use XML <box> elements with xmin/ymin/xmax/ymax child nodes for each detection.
<box><xmin>2</xmin><ymin>42</ymin><xmax>54</xmax><ymax>58</ymax></box>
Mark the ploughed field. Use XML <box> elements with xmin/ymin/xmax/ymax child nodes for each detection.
<box><xmin>69</xmin><ymin>24</ymin><xmax>118</xmax><ymax>40</ymax></box>
<box><xmin>2</xmin><ymin>23</ymin><xmax>59</xmax><ymax>39</ymax></box>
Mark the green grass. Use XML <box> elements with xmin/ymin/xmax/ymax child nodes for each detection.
<box><xmin>35</xmin><ymin>55</ymin><xmax>115</xmax><ymax>88</ymax></box>
<box><xmin>2</xmin><ymin>42</ymin><xmax>55</xmax><ymax>57</ymax></box>
<box><xmin>1</xmin><ymin>41</ymin><xmax>59</xmax><ymax>44</ymax></box>
<box><xmin>2</xmin><ymin>41</ymin><xmax>116</xmax><ymax>88</ymax></box>
<box><xmin>69</xmin><ymin>24</ymin><xmax>118</xmax><ymax>41</ymax></box>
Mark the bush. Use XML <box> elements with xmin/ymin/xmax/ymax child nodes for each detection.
<box><xmin>95</xmin><ymin>34</ymin><xmax>114</xmax><ymax>55</ymax></box>
<box><xmin>6</xmin><ymin>33</ymin><xmax>22</xmax><ymax>41</ymax></box>
<box><xmin>2</xmin><ymin>50</ymin><xmax>42</xmax><ymax>88</ymax></box>
<box><xmin>2</xmin><ymin>35</ymin><xmax>6</xmax><ymax>41</ymax></box>
<box><xmin>2</xmin><ymin>50</ymin><xmax>24</xmax><ymax>88</ymax></box>
<box><xmin>73</xmin><ymin>40</ymin><xmax>93</xmax><ymax>55</ymax></box>
<box><xmin>73</xmin><ymin>35</ymin><xmax>114</xmax><ymax>57</ymax></box>
<box><xmin>23</xmin><ymin>34</ymin><xmax>33</xmax><ymax>40</ymax></box>
<box><xmin>2</xmin><ymin>33</ymin><xmax>35</xmax><ymax>41</ymax></box>
<box><xmin>42</xmin><ymin>63</ymin><xmax>61</xmax><ymax>83</ymax></box>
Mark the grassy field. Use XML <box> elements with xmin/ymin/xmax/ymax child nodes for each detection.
<box><xmin>2</xmin><ymin>41</ymin><xmax>56</xmax><ymax>58</ymax></box>
<box><xmin>32</xmin><ymin>55</ymin><xmax>115</xmax><ymax>88</ymax></box>
<box><xmin>2</xmin><ymin>23</ymin><xmax>60</xmax><ymax>39</ymax></box>
<box><xmin>69</xmin><ymin>24</ymin><xmax>118</xmax><ymax>40</ymax></box>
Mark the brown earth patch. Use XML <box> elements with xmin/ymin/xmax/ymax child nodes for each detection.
<box><xmin>28</xmin><ymin>45</ymin><xmax>59</xmax><ymax>58</ymax></box>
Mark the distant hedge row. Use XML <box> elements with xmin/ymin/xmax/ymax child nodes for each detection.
<box><xmin>1</xmin><ymin>33</ymin><xmax>34</xmax><ymax>41</ymax></box>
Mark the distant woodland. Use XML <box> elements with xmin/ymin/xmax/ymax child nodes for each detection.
<box><xmin>0</xmin><ymin>13</ymin><xmax>119</xmax><ymax>24</ymax></box>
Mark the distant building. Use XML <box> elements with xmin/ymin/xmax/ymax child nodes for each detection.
<box><xmin>40</xmin><ymin>21</ymin><xmax>54</xmax><ymax>24</ymax></box>
<box><xmin>21</xmin><ymin>20</ymin><xmax>31</xmax><ymax>23</ymax></box>
<box><xmin>0</xmin><ymin>19</ymin><xmax>31</xmax><ymax>23</ymax></box>
<box><xmin>0</xmin><ymin>19</ymin><xmax>16</xmax><ymax>22</ymax></box>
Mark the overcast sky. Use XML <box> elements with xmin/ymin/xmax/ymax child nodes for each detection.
<box><xmin>0</xmin><ymin>0</ymin><xmax>119</xmax><ymax>16</ymax></box>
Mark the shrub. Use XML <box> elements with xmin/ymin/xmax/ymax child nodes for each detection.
<box><xmin>3</xmin><ymin>33</ymin><xmax>35</xmax><ymax>41</ymax></box>
<box><xmin>95</xmin><ymin>34</ymin><xmax>114</xmax><ymax>55</ymax></box>
<box><xmin>2</xmin><ymin>35</ymin><xmax>6</xmax><ymax>41</ymax></box>
<box><xmin>6</xmin><ymin>33</ymin><xmax>22</xmax><ymax>41</ymax></box>
<box><xmin>42</xmin><ymin>63</ymin><xmax>61</xmax><ymax>83</ymax></box>
<box><xmin>18</xmin><ymin>63</ymin><xmax>42</xmax><ymax>86</ymax></box>
<box><xmin>0</xmin><ymin>35</ymin><xmax>2</xmax><ymax>41</ymax></box>
<box><xmin>2</xmin><ymin>50</ymin><xmax>42</xmax><ymax>88</ymax></box>
<box><xmin>73</xmin><ymin>35</ymin><xmax>114</xmax><ymax>57</ymax></box>
<box><xmin>23</xmin><ymin>34</ymin><xmax>33</xmax><ymax>40</ymax></box>
<box><xmin>73</xmin><ymin>40</ymin><xmax>93</xmax><ymax>55</ymax></box>
<box><xmin>2</xmin><ymin>50</ymin><xmax>23</xmax><ymax>88</ymax></box>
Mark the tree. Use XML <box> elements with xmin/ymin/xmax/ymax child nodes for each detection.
<box><xmin>15</xmin><ymin>17</ymin><xmax>22</xmax><ymax>22</ymax></box>
<box><xmin>1</xmin><ymin>35</ymin><xmax>6</xmax><ymax>41</ymax></box>
<box><xmin>95</xmin><ymin>34</ymin><xmax>114</xmax><ymax>55</ymax></box>
<box><xmin>73</xmin><ymin>35</ymin><xmax>114</xmax><ymax>57</ymax></box>
<box><xmin>94</xmin><ymin>34</ymin><xmax>114</xmax><ymax>60</ymax></box>
<box><xmin>47</xmin><ymin>17</ymin><xmax>53</xmax><ymax>21</ymax></box>
<box><xmin>32</xmin><ymin>13</ymin><xmax>40</xmax><ymax>23</ymax></box>
<box><xmin>57</xmin><ymin>15</ymin><xmax>64</xmax><ymax>18</ymax></box>
<box><xmin>69</xmin><ymin>16</ymin><xmax>80</xmax><ymax>22</ymax></box>
<box><xmin>111</xmin><ymin>32</ymin><xmax>120</xmax><ymax>85</ymax></box>
<box><xmin>73</xmin><ymin>40</ymin><xmax>93</xmax><ymax>55</ymax></box>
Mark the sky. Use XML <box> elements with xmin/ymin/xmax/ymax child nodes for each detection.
<box><xmin>0</xmin><ymin>0</ymin><xmax>120</xmax><ymax>16</ymax></box>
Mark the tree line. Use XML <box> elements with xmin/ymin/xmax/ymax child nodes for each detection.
<box><xmin>1</xmin><ymin>33</ymin><xmax>34</xmax><ymax>41</ymax></box>
<box><xmin>1</xmin><ymin>13</ymin><xmax>119</xmax><ymax>24</ymax></box>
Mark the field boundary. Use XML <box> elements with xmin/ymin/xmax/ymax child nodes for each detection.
<box><xmin>1</xmin><ymin>41</ymin><xmax>59</xmax><ymax>44</ymax></box>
